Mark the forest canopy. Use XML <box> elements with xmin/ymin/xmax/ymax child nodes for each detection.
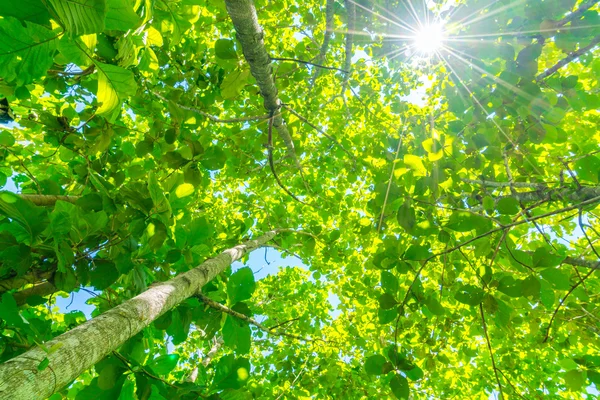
<box><xmin>0</xmin><ymin>0</ymin><xmax>599</xmax><ymax>399</ymax></box>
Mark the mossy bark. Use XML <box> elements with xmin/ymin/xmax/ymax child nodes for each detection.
<box><xmin>0</xmin><ymin>231</ymin><xmax>277</xmax><ymax>400</ymax></box>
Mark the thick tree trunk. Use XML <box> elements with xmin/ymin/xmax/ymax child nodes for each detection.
<box><xmin>223</xmin><ymin>0</ymin><xmax>302</xmax><ymax>173</ymax></box>
<box><xmin>0</xmin><ymin>231</ymin><xmax>277</xmax><ymax>400</ymax></box>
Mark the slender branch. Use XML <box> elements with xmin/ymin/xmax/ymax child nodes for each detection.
<box><xmin>536</xmin><ymin>35</ymin><xmax>600</xmax><ymax>81</ymax></box>
<box><xmin>555</xmin><ymin>0</ymin><xmax>600</xmax><ymax>27</ymax></box>
<box><xmin>342</xmin><ymin>0</ymin><xmax>355</xmax><ymax>89</ymax></box>
<box><xmin>267</xmin><ymin>112</ymin><xmax>308</xmax><ymax>206</ymax></box>
<box><xmin>427</xmin><ymin>195</ymin><xmax>600</xmax><ymax>262</ymax></box>
<box><xmin>151</xmin><ymin>90</ymin><xmax>271</xmax><ymax>123</ymax></box>
<box><xmin>461</xmin><ymin>178</ymin><xmax>547</xmax><ymax>189</ymax></box>
<box><xmin>271</xmin><ymin>57</ymin><xmax>348</xmax><ymax>73</ymax></box>
<box><xmin>310</xmin><ymin>0</ymin><xmax>335</xmax><ymax>87</ymax></box>
<box><xmin>542</xmin><ymin>266</ymin><xmax>597</xmax><ymax>342</ymax></box>
<box><xmin>112</xmin><ymin>351</ymin><xmax>178</xmax><ymax>388</ymax></box>
<box><xmin>196</xmin><ymin>293</ymin><xmax>316</xmax><ymax>342</ymax></box>
<box><xmin>480</xmin><ymin>304</ymin><xmax>503</xmax><ymax>400</ymax></box>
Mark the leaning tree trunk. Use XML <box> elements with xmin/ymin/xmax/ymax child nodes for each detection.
<box><xmin>0</xmin><ymin>231</ymin><xmax>278</xmax><ymax>400</ymax></box>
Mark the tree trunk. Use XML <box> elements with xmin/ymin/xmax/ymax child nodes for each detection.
<box><xmin>0</xmin><ymin>231</ymin><xmax>277</xmax><ymax>400</ymax></box>
<box><xmin>223</xmin><ymin>0</ymin><xmax>302</xmax><ymax>173</ymax></box>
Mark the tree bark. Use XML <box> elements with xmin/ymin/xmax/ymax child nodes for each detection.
<box><xmin>0</xmin><ymin>270</ymin><xmax>53</xmax><ymax>293</ymax></box>
<box><xmin>18</xmin><ymin>194</ymin><xmax>79</xmax><ymax>206</ymax></box>
<box><xmin>223</xmin><ymin>0</ymin><xmax>303</xmax><ymax>173</ymax></box>
<box><xmin>0</xmin><ymin>231</ymin><xmax>277</xmax><ymax>400</ymax></box>
<box><xmin>310</xmin><ymin>0</ymin><xmax>335</xmax><ymax>86</ymax></box>
<box><xmin>12</xmin><ymin>281</ymin><xmax>57</xmax><ymax>306</ymax></box>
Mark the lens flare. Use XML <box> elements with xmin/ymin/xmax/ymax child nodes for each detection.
<box><xmin>413</xmin><ymin>23</ymin><xmax>446</xmax><ymax>54</ymax></box>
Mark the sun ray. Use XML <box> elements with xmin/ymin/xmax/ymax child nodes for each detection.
<box><xmin>370</xmin><ymin>0</ymin><xmax>425</xmax><ymax>35</ymax></box>
<box><xmin>448</xmin><ymin>24</ymin><xmax>600</xmax><ymax>40</ymax></box>
<box><xmin>348</xmin><ymin>0</ymin><xmax>419</xmax><ymax>34</ymax></box>
<box><xmin>442</xmin><ymin>44</ymin><xmax>551</xmax><ymax>111</ymax></box>
<box><xmin>436</xmin><ymin>49</ymin><xmax>547</xmax><ymax>178</ymax></box>
<box><xmin>455</xmin><ymin>0</ymin><xmax>528</xmax><ymax>28</ymax></box>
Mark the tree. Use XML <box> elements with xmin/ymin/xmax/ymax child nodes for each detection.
<box><xmin>0</xmin><ymin>0</ymin><xmax>599</xmax><ymax>399</ymax></box>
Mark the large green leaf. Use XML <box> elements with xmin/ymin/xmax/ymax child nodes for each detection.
<box><xmin>0</xmin><ymin>17</ymin><xmax>57</xmax><ymax>85</ymax></box>
<box><xmin>227</xmin><ymin>267</ymin><xmax>256</xmax><ymax>305</ymax></box>
<box><xmin>48</xmin><ymin>0</ymin><xmax>106</xmax><ymax>35</ymax></box>
<box><xmin>105</xmin><ymin>0</ymin><xmax>140</xmax><ymax>30</ymax></box>
<box><xmin>95</xmin><ymin>62</ymin><xmax>137</xmax><ymax>118</ymax></box>
<box><xmin>146</xmin><ymin>354</ymin><xmax>179</xmax><ymax>376</ymax></box>
<box><xmin>222</xmin><ymin>315</ymin><xmax>251</xmax><ymax>354</ymax></box>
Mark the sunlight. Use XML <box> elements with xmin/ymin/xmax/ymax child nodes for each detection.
<box><xmin>413</xmin><ymin>23</ymin><xmax>446</xmax><ymax>55</ymax></box>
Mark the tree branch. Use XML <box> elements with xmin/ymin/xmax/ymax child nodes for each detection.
<box><xmin>271</xmin><ymin>57</ymin><xmax>348</xmax><ymax>73</ymax></box>
<box><xmin>479</xmin><ymin>304</ymin><xmax>503</xmax><ymax>399</ymax></box>
<box><xmin>224</xmin><ymin>0</ymin><xmax>306</xmax><ymax>179</ymax></box>
<box><xmin>556</xmin><ymin>0</ymin><xmax>600</xmax><ymax>27</ymax></box>
<box><xmin>196</xmin><ymin>293</ymin><xmax>315</xmax><ymax>342</ymax></box>
<box><xmin>536</xmin><ymin>35</ymin><xmax>600</xmax><ymax>81</ymax></box>
<box><xmin>310</xmin><ymin>0</ymin><xmax>335</xmax><ymax>86</ymax></box>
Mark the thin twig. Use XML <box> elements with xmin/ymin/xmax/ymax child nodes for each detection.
<box><xmin>270</xmin><ymin>57</ymin><xmax>348</xmax><ymax>73</ymax></box>
<box><xmin>196</xmin><ymin>293</ymin><xmax>317</xmax><ymax>342</ymax></box>
<box><xmin>479</xmin><ymin>304</ymin><xmax>503</xmax><ymax>400</ymax></box>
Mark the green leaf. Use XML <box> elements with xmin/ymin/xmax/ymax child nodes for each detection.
<box><xmin>200</xmin><ymin>146</ymin><xmax>227</xmax><ymax>170</ymax></box>
<box><xmin>95</xmin><ymin>62</ymin><xmax>138</xmax><ymax>118</ymax></box>
<box><xmin>0</xmin><ymin>131</ymin><xmax>15</xmax><ymax>146</ymax></box>
<box><xmin>105</xmin><ymin>0</ymin><xmax>140</xmax><ymax>30</ymax></box>
<box><xmin>404</xmin><ymin>154</ymin><xmax>426</xmax><ymax>176</ymax></box>
<box><xmin>222</xmin><ymin>315</ymin><xmax>251</xmax><ymax>354</ymax></box>
<box><xmin>0</xmin><ymin>17</ymin><xmax>57</xmax><ymax>85</ymax></box>
<box><xmin>215</xmin><ymin>39</ymin><xmax>237</xmax><ymax>59</ymax></box>
<box><xmin>227</xmin><ymin>267</ymin><xmax>256</xmax><ymax>305</ymax></box>
<box><xmin>532</xmin><ymin>247</ymin><xmax>565</xmax><ymax>268</ymax></box>
<box><xmin>397</xmin><ymin>201</ymin><xmax>416</xmax><ymax>234</ymax></box>
<box><xmin>175</xmin><ymin>183</ymin><xmax>195</xmax><ymax>198</ymax></box>
<box><xmin>446</xmin><ymin>212</ymin><xmax>491</xmax><ymax>232</ymax></box>
<box><xmin>220</xmin><ymin>69</ymin><xmax>250</xmax><ymax>99</ymax></box>
<box><xmin>454</xmin><ymin>284</ymin><xmax>484</xmax><ymax>306</ymax></box>
<box><xmin>404</xmin><ymin>244</ymin><xmax>430</xmax><ymax>261</ymax></box>
<box><xmin>496</xmin><ymin>197</ymin><xmax>519</xmax><ymax>215</ymax></box>
<box><xmin>405</xmin><ymin>365</ymin><xmax>424</xmax><ymax>381</ymax></box>
<box><xmin>574</xmin><ymin>156</ymin><xmax>600</xmax><ymax>183</ymax></box>
<box><xmin>48</xmin><ymin>0</ymin><xmax>106</xmax><ymax>35</ymax></box>
<box><xmin>497</xmin><ymin>276</ymin><xmax>523</xmax><ymax>298</ymax></box>
<box><xmin>37</xmin><ymin>357</ymin><xmax>50</xmax><ymax>371</ymax></box>
<box><xmin>0</xmin><ymin>0</ymin><xmax>52</xmax><ymax>25</ymax></box>
<box><xmin>364</xmin><ymin>354</ymin><xmax>386</xmax><ymax>375</ymax></box>
<box><xmin>378</xmin><ymin>293</ymin><xmax>397</xmax><ymax>310</ymax></box>
<box><xmin>563</xmin><ymin>369</ymin><xmax>585</xmax><ymax>391</ymax></box>
<box><xmin>540</xmin><ymin>268</ymin><xmax>571</xmax><ymax>291</ymax></box>
<box><xmin>0</xmin><ymin>293</ymin><xmax>27</xmax><ymax>329</ymax></box>
<box><xmin>540</xmin><ymin>279</ymin><xmax>555</xmax><ymax>309</ymax></box>
<box><xmin>146</xmin><ymin>354</ymin><xmax>179</xmax><ymax>376</ymax></box>
<box><xmin>424</xmin><ymin>296</ymin><xmax>445</xmax><ymax>315</ymax></box>
<box><xmin>381</xmin><ymin>271</ymin><xmax>399</xmax><ymax>294</ymax></box>
<box><xmin>390</xmin><ymin>373</ymin><xmax>410</xmax><ymax>399</ymax></box>
<box><xmin>90</xmin><ymin>261</ymin><xmax>119</xmax><ymax>290</ymax></box>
